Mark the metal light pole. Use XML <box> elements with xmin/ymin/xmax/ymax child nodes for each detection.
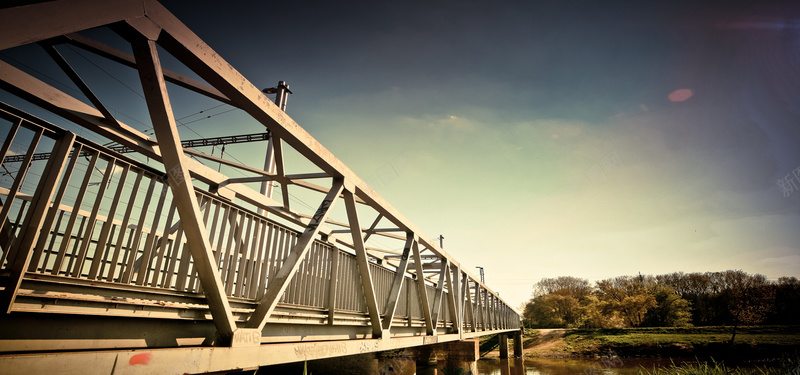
<box><xmin>259</xmin><ymin>81</ymin><xmax>292</xmax><ymax>215</ymax></box>
<box><xmin>476</xmin><ymin>266</ymin><xmax>485</xmax><ymax>284</ymax></box>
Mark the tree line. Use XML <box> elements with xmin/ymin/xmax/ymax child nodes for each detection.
<box><xmin>522</xmin><ymin>270</ymin><xmax>800</xmax><ymax>333</ymax></box>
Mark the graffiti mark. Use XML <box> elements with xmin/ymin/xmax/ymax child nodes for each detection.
<box><xmin>777</xmin><ymin>165</ymin><xmax>800</xmax><ymax>197</ymax></box>
<box><xmin>307</xmin><ymin>199</ymin><xmax>332</xmax><ymax>231</ymax></box>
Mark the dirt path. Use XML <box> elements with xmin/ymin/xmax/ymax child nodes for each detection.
<box><xmin>527</xmin><ymin>328</ymin><xmax>567</xmax><ymax>353</ymax></box>
<box><xmin>483</xmin><ymin>329</ymin><xmax>572</xmax><ymax>358</ymax></box>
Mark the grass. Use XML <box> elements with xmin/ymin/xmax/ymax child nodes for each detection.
<box><xmin>543</xmin><ymin>326</ymin><xmax>800</xmax><ymax>358</ymax></box>
<box><xmin>637</xmin><ymin>355</ymin><xmax>800</xmax><ymax>374</ymax></box>
<box><xmin>563</xmin><ymin>325</ymin><xmax>800</xmax><ymax>346</ymax></box>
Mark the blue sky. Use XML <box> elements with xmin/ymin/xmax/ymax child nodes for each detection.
<box><xmin>158</xmin><ymin>0</ymin><xmax>800</xmax><ymax>307</ymax></box>
<box><xmin>2</xmin><ymin>0</ymin><xmax>799</xmax><ymax>309</ymax></box>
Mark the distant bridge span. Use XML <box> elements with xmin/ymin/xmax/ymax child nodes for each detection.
<box><xmin>0</xmin><ymin>1</ymin><xmax>520</xmax><ymax>373</ymax></box>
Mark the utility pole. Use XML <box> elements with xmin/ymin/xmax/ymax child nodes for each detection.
<box><xmin>259</xmin><ymin>81</ymin><xmax>292</xmax><ymax>215</ymax></box>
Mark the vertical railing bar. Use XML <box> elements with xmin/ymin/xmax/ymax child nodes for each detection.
<box><xmin>302</xmin><ymin>243</ymin><xmax>316</xmax><ymax>306</ymax></box>
<box><xmin>87</xmin><ymin>163</ymin><xmax>130</xmax><ymax>279</ymax></box>
<box><xmin>294</xmin><ymin>234</ymin><xmax>307</xmax><ymax>306</ymax></box>
<box><xmin>284</xmin><ymin>234</ymin><xmax>297</xmax><ymax>304</ymax></box>
<box><xmin>252</xmin><ymin>223</ymin><xmax>267</xmax><ymax>299</ymax></box>
<box><xmin>246</xmin><ymin>219</ymin><xmax>264</xmax><ymax>299</ymax></box>
<box><xmin>459</xmin><ymin>273</ymin><xmax>469</xmax><ymax>332</ymax></box>
<box><xmin>1</xmin><ymin>200</ymin><xmax>28</xmax><ymax>267</ymax></box>
<box><xmin>317</xmin><ymin>244</ymin><xmax>328</xmax><ymax>309</ymax></box>
<box><xmin>242</xmin><ymin>216</ymin><xmax>258</xmax><ymax>298</ymax></box>
<box><xmin>30</xmin><ymin>142</ymin><xmax>81</xmax><ymax>272</ymax></box>
<box><xmin>105</xmin><ymin>168</ymin><xmax>143</xmax><ymax>281</ymax></box>
<box><xmin>149</xmin><ymin>202</ymin><xmax>176</xmax><ymax>287</ymax></box>
<box><xmin>156</xmin><ymin>238</ymin><xmax>179</xmax><ymax>289</ymax></box>
<box><xmin>406</xmin><ymin>279</ymin><xmax>412</xmax><ymax>327</ymax></box>
<box><xmin>280</xmin><ymin>229</ymin><xmax>295</xmax><ymax>304</ymax></box>
<box><xmin>233</xmin><ymin>214</ymin><xmax>253</xmax><ymax>297</ymax></box>
<box><xmin>492</xmin><ymin>295</ymin><xmax>497</xmax><ymax>330</ymax></box>
<box><xmin>174</xmin><ymin>193</ymin><xmax>202</xmax><ymax>291</ymax></box>
<box><xmin>213</xmin><ymin>204</ymin><xmax>229</xmax><ymax>269</ymax></box>
<box><xmin>346</xmin><ymin>256</ymin><xmax>354</xmax><ymax>312</ymax></box>
<box><xmin>269</xmin><ymin>228</ymin><xmax>285</xmax><ymax>290</ymax></box>
<box><xmin>0</xmin><ymin>127</ymin><xmax>43</xmax><ymax>235</ymax></box>
<box><xmin>293</xmin><ymin>242</ymin><xmax>307</xmax><ymax>305</ymax></box>
<box><xmin>341</xmin><ymin>254</ymin><xmax>349</xmax><ymax>310</ymax></box>
<box><xmin>0</xmin><ymin>130</ymin><xmax>75</xmax><ymax>313</ymax></box>
<box><xmin>256</xmin><ymin>223</ymin><xmax>274</xmax><ymax>300</ymax></box>
<box><xmin>220</xmin><ymin>208</ymin><xmax>238</xmax><ymax>293</ymax></box>
<box><xmin>312</xmin><ymin>243</ymin><xmax>324</xmax><ymax>307</ymax></box>
<box><xmin>475</xmin><ymin>285</ymin><xmax>483</xmax><ymax>330</ymax></box>
<box><xmin>339</xmin><ymin>253</ymin><xmax>348</xmax><ymax>311</ymax></box>
<box><xmin>312</xmin><ymin>243</ymin><xmax>325</xmax><ymax>307</ymax></box>
<box><xmin>327</xmin><ymin>247</ymin><xmax>339</xmax><ymax>324</ymax></box>
<box><xmin>206</xmin><ymin>199</ymin><xmax>221</xmax><ymax>264</ymax></box>
<box><xmin>294</xmin><ymin>241</ymin><xmax>310</xmax><ymax>305</ymax></box>
<box><xmin>97</xmin><ymin>225</ymin><xmax>116</xmax><ymax>278</ymax></box>
<box><xmin>121</xmin><ymin>176</ymin><xmax>157</xmax><ymax>283</ymax></box>
<box><xmin>243</xmin><ymin>215</ymin><xmax>258</xmax><ymax>297</ymax></box>
<box><xmin>313</xmin><ymin>244</ymin><xmax>325</xmax><ymax>306</ymax></box>
<box><xmin>63</xmin><ymin>216</ymin><xmax>87</xmax><ymax>276</ymax></box>
<box><xmin>288</xmin><ymin>238</ymin><xmax>302</xmax><ymax>305</ymax></box>
<box><xmin>248</xmin><ymin>219</ymin><xmax>265</xmax><ymax>298</ymax></box>
<box><xmin>223</xmin><ymin>210</ymin><xmax>242</xmax><ymax>295</ymax></box>
<box><xmin>262</xmin><ymin>222</ymin><xmax>275</xmax><ymax>298</ymax></box>
<box><xmin>135</xmin><ymin>183</ymin><xmax>168</xmax><ymax>285</ymax></box>
<box><xmin>71</xmin><ymin>156</ymin><xmax>115</xmax><ymax>277</ymax></box>
<box><xmin>164</xmin><ymin>225</ymin><xmax>185</xmax><ymax>289</ymax></box>
<box><xmin>50</xmin><ymin>151</ymin><xmax>99</xmax><ymax>275</ymax></box>
<box><xmin>352</xmin><ymin>255</ymin><xmax>360</xmax><ymax>312</ymax></box>
<box><xmin>190</xmin><ymin>195</ymin><xmax>212</xmax><ymax>293</ymax></box>
<box><xmin>117</xmin><ymin>227</ymin><xmax>136</xmax><ymax>281</ymax></box>
<box><xmin>0</xmin><ymin>119</ymin><xmax>22</xmax><ymax>173</ymax></box>
<box><xmin>173</xmin><ymin>218</ymin><xmax>195</xmax><ymax>291</ymax></box>
<box><xmin>158</xmin><ymin>238</ymin><xmax>175</xmax><ymax>288</ymax></box>
<box><xmin>29</xmin><ymin>138</ymin><xmax>76</xmax><ymax>273</ymax></box>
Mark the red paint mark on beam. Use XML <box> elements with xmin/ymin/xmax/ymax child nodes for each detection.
<box><xmin>129</xmin><ymin>353</ymin><xmax>152</xmax><ymax>365</ymax></box>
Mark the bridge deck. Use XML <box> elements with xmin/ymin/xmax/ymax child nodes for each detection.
<box><xmin>0</xmin><ymin>1</ymin><xmax>520</xmax><ymax>373</ymax></box>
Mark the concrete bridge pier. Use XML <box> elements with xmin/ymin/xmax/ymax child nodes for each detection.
<box><xmin>499</xmin><ymin>329</ymin><xmax>525</xmax><ymax>358</ymax></box>
<box><xmin>262</xmin><ymin>340</ymin><xmax>482</xmax><ymax>374</ymax></box>
<box><xmin>376</xmin><ymin>349</ymin><xmax>416</xmax><ymax>375</ymax></box>
<box><xmin>436</xmin><ymin>339</ymin><xmax>481</xmax><ymax>374</ymax></box>
<box><xmin>499</xmin><ymin>333</ymin><xmax>509</xmax><ymax>358</ymax></box>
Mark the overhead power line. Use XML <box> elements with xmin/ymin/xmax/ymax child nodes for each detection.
<box><xmin>1</xmin><ymin>132</ymin><xmax>270</xmax><ymax>163</ymax></box>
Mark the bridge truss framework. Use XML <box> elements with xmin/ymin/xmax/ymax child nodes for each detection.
<box><xmin>0</xmin><ymin>1</ymin><xmax>520</xmax><ymax>373</ymax></box>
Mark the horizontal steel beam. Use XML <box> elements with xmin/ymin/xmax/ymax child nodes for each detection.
<box><xmin>0</xmin><ymin>329</ymin><xmax>519</xmax><ymax>375</ymax></box>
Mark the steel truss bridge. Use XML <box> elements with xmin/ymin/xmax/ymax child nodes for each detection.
<box><xmin>0</xmin><ymin>1</ymin><xmax>520</xmax><ymax>373</ymax></box>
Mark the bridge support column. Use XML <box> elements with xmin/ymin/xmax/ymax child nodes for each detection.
<box><xmin>434</xmin><ymin>338</ymin><xmax>480</xmax><ymax>374</ymax></box>
<box><xmin>514</xmin><ymin>329</ymin><xmax>523</xmax><ymax>357</ymax></box>
<box><xmin>499</xmin><ymin>333</ymin><xmax>509</xmax><ymax>358</ymax></box>
<box><xmin>376</xmin><ymin>349</ymin><xmax>416</xmax><ymax>375</ymax></box>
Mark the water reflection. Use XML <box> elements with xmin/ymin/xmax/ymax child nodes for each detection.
<box><xmin>475</xmin><ymin>357</ymin><xmax>686</xmax><ymax>375</ymax></box>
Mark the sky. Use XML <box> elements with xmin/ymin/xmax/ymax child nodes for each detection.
<box><xmin>3</xmin><ymin>0</ymin><xmax>800</xmax><ymax>310</ymax></box>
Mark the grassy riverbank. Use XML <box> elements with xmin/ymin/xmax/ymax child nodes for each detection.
<box><xmin>638</xmin><ymin>357</ymin><xmax>800</xmax><ymax>375</ymax></box>
<box><xmin>485</xmin><ymin>326</ymin><xmax>800</xmax><ymax>359</ymax></box>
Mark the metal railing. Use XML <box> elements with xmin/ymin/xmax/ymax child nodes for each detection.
<box><xmin>0</xmin><ymin>104</ymin><xmax>518</xmax><ymax>332</ymax></box>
